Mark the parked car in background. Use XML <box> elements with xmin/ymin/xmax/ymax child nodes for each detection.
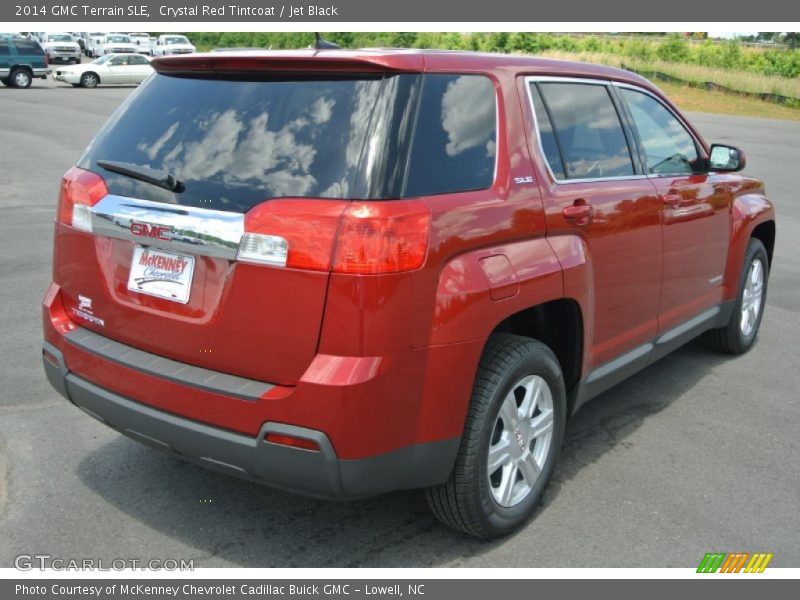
<box><xmin>128</xmin><ymin>33</ymin><xmax>152</xmax><ymax>55</ymax></box>
<box><xmin>52</xmin><ymin>53</ymin><xmax>152</xmax><ymax>88</ymax></box>
<box><xmin>41</xmin><ymin>33</ymin><xmax>81</xmax><ymax>64</ymax></box>
<box><xmin>0</xmin><ymin>38</ymin><xmax>48</xmax><ymax>88</ymax></box>
<box><xmin>151</xmin><ymin>34</ymin><xmax>195</xmax><ymax>56</ymax></box>
<box><xmin>99</xmin><ymin>34</ymin><xmax>137</xmax><ymax>56</ymax></box>
<box><xmin>42</xmin><ymin>49</ymin><xmax>776</xmax><ymax>539</ymax></box>
<box><xmin>86</xmin><ymin>33</ymin><xmax>107</xmax><ymax>58</ymax></box>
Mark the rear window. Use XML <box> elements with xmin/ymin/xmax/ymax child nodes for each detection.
<box><xmin>80</xmin><ymin>71</ymin><xmax>496</xmax><ymax>213</ymax></box>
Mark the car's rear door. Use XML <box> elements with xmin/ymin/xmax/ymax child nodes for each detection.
<box><xmin>0</xmin><ymin>43</ymin><xmax>11</xmax><ymax>80</ymax></box>
<box><xmin>615</xmin><ymin>85</ymin><xmax>732</xmax><ymax>333</ymax></box>
<box><xmin>126</xmin><ymin>53</ymin><xmax>151</xmax><ymax>83</ymax></box>
<box><xmin>526</xmin><ymin>78</ymin><xmax>663</xmax><ymax>368</ymax></box>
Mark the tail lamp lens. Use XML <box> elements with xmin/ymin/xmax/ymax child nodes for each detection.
<box><xmin>240</xmin><ymin>199</ymin><xmax>431</xmax><ymax>274</ymax></box>
<box><xmin>264</xmin><ymin>433</ymin><xmax>320</xmax><ymax>452</ymax></box>
<box><xmin>332</xmin><ymin>201</ymin><xmax>431</xmax><ymax>274</ymax></box>
<box><xmin>57</xmin><ymin>167</ymin><xmax>107</xmax><ymax>232</ymax></box>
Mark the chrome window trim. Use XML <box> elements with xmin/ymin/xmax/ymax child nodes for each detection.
<box><xmin>524</xmin><ymin>75</ymin><xmax>706</xmax><ymax>185</ymax></box>
<box><xmin>91</xmin><ymin>194</ymin><xmax>244</xmax><ymax>260</ymax></box>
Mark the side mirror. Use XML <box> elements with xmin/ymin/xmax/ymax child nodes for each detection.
<box><xmin>708</xmin><ymin>144</ymin><xmax>746</xmax><ymax>172</ymax></box>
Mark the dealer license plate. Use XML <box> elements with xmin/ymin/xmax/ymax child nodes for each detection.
<box><xmin>127</xmin><ymin>245</ymin><xmax>195</xmax><ymax>304</ymax></box>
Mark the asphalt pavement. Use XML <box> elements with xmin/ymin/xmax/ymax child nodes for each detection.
<box><xmin>0</xmin><ymin>77</ymin><xmax>798</xmax><ymax>567</ymax></box>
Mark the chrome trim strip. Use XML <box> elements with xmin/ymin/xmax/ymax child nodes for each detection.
<box><xmin>91</xmin><ymin>194</ymin><xmax>244</xmax><ymax>260</ymax></box>
<box><xmin>64</xmin><ymin>326</ymin><xmax>274</xmax><ymax>402</ymax></box>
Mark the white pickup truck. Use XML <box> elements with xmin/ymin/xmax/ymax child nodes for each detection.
<box><xmin>98</xmin><ymin>34</ymin><xmax>137</xmax><ymax>56</ymax></box>
<box><xmin>41</xmin><ymin>33</ymin><xmax>81</xmax><ymax>64</ymax></box>
<box><xmin>151</xmin><ymin>34</ymin><xmax>196</xmax><ymax>56</ymax></box>
<box><xmin>128</xmin><ymin>33</ymin><xmax>152</xmax><ymax>55</ymax></box>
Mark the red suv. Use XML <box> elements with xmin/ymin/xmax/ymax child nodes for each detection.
<box><xmin>42</xmin><ymin>49</ymin><xmax>775</xmax><ymax>538</ymax></box>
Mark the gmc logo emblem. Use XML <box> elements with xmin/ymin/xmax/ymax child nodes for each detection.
<box><xmin>130</xmin><ymin>222</ymin><xmax>171</xmax><ymax>241</ymax></box>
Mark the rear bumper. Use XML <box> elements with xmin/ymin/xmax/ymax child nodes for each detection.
<box><xmin>42</xmin><ymin>340</ymin><xmax>460</xmax><ymax>500</ymax></box>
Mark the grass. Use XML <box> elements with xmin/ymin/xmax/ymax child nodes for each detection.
<box><xmin>654</xmin><ymin>81</ymin><xmax>800</xmax><ymax>121</ymax></box>
<box><xmin>539</xmin><ymin>50</ymin><xmax>800</xmax><ymax>121</ymax></box>
<box><xmin>539</xmin><ymin>50</ymin><xmax>800</xmax><ymax>99</ymax></box>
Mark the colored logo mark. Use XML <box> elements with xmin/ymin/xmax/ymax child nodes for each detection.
<box><xmin>697</xmin><ymin>552</ymin><xmax>773</xmax><ymax>573</ymax></box>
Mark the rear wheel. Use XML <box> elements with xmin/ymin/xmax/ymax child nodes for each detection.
<box><xmin>1</xmin><ymin>78</ymin><xmax>10</xmax><ymax>87</ymax></box>
<box><xmin>80</xmin><ymin>72</ymin><xmax>99</xmax><ymax>88</ymax></box>
<box><xmin>10</xmin><ymin>69</ymin><xmax>32</xmax><ymax>89</ymax></box>
<box><xmin>425</xmin><ymin>333</ymin><xmax>566</xmax><ymax>538</ymax></box>
<box><xmin>704</xmin><ymin>238</ymin><xmax>769</xmax><ymax>354</ymax></box>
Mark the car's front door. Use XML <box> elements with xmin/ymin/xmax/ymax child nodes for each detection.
<box><xmin>527</xmin><ymin>79</ymin><xmax>664</xmax><ymax>369</ymax></box>
<box><xmin>105</xmin><ymin>55</ymin><xmax>130</xmax><ymax>83</ymax></box>
<box><xmin>616</xmin><ymin>86</ymin><xmax>732</xmax><ymax>333</ymax></box>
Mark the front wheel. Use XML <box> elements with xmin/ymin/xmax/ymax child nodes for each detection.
<box><xmin>80</xmin><ymin>72</ymin><xmax>99</xmax><ymax>88</ymax></box>
<box><xmin>704</xmin><ymin>238</ymin><xmax>769</xmax><ymax>354</ymax></box>
<box><xmin>425</xmin><ymin>334</ymin><xmax>567</xmax><ymax>538</ymax></box>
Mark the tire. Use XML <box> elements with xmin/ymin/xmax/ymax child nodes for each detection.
<box><xmin>704</xmin><ymin>238</ymin><xmax>769</xmax><ymax>354</ymax></box>
<box><xmin>425</xmin><ymin>333</ymin><xmax>567</xmax><ymax>538</ymax></box>
<box><xmin>10</xmin><ymin>69</ymin><xmax>32</xmax><ymax>89</ymax></box>
<box><xmin>80</xmin><ymin>72</ymin><xmax>99</xmax><ymax>88</ymax></box>
<box><xmin>1</xmin><ymin>78</ymin><xmax>10</xmax><ymax>87</ymax></box>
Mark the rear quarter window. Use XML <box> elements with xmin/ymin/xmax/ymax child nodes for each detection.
<box><xmin>404</xmin><ymin>74</ymin><xmax>496</xmax><ymax>197</ymax></box>
<box><xmin>14</xmin><ymin>42</ymin><xmax>44</xmax><ymax>55</ymax></box>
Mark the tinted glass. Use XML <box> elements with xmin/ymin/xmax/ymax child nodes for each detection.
<box><xmin>404</xmin><ymin>74</ymin><xmax>496</xmax><ymax>197</ymax></box>
<box><xmin>14</xmin><ymin>42</ymin><xmax>44</xmax><ymax>55</ymax></box>
<box><xmin>129</xmin><ymin>55</ymin><xmax>149</xmax><ymax>65</ymax></box>
<box><xmin>107</xmin><ymin>56</ymin><xmax>128</xmax><ymax>66</ymax></box>
<box><xmin>0</xmin><ymin>44</ymin><xmax>9</xmax><ymax>56</ymax></box>
<box><xmin>538</xmin><ymin>83</ymin><xmax>634</xmax><ymax>179</ymax></box>
<box><xmin>80</xmin><ymin>74</ymin><xmax>405</xmax><ymax>212</ymax></box>
<box><xmin>619</xmin><ymin>88</ymin><xmax>700</xmax><ymax>175</ymax></box>
<box><xmin>529</xmin><ymin>84</ymin><xmax>566</xmax><ymax>180</ymax></box>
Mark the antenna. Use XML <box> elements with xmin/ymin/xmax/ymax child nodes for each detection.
<box><xmin>314</xmin><ymin>33</ymin><xmax>341</xmax><ymax>50</ymax></box>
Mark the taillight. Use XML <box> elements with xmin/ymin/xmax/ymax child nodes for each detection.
<box><xmin>239</xmin><ymin>198</ymin><xmax>349</xmax><ymax>270</ymax></box>
<box><xmin>237</xmin><ymin>198</ymin><xmax>431</xmax><ymax>274</ymax></box>
<box><xmin>57</xmin><ymin>167</ymin><xmax>107</xmax><ymax>232</ymax></box>
<box><xmin>332</xmin><ymin>200</ymin><xmax>430</xmax><ymax>274</ymax></box>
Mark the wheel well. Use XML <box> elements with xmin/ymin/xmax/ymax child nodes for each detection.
<box><xmin>751</xmin><ymin>221</ymin><xmax>775</xmax><ymax>267</ymax></box>
<box><xmin>82</xmin><ymin>71</ymin><xmax>100</xmax><ymax>82</ymax></box>
<box><xmin>10</xmin><ymin>65</ymin><xmax>33</xmax><ymax>74</ymax></box>
<box><xmin>491</xmin><ymin>299</ymin><xmax>583</xmax><ymax>396</ymax></box>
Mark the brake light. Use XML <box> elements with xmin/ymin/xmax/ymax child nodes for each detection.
<box><xmin>239</xmin><ymin>199</ymin><xmax>348</xmax><ymax>270</ymax></box>
<box><xmin>57</xmin><ymin>167</ymin><xmax>107</xmax><ymax>232</ymax></box>
<box><xmin>332</xmin><ymin>201</ymin><xmax>430</xmax><ymax>274</ymax></box>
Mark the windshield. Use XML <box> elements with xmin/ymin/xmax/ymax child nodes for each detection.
<box><xmin>164</xmin><ymin>36</ymin><xmax>190</xmax><ymax>45</ymax></box>
<box><xmin>48</xmin><ymin>34</ymin><xmax>72</xmax><ymax>42</ymax></box>
<box><xmin>106</xmin><ymin>35</ymin><xmax>130</xmax><ymax>43</ymax></box>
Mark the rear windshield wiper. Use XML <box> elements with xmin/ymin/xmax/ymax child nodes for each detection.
<box><xmin>97</xmin><ymin>160</ymin><xmax>185</xmax><ymax>193</ymax></box>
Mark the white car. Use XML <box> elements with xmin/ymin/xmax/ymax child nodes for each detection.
<box><xmin>152</xmin><ymin>34</ymin><xmax>195</xmax><ymax>56</ymax></box>
<box><xmin>41</xmin><ymin>33</ymin><xmax>81</xmax><ymax>64</ymax></box>
<box><xmin>128</xmin><ymin>33</ymin><xmax>152</xmax><ymax>55</ymax></box>
<box><xmin>53</xmin><ymin>54</ymin><xmax>153</xmax><ymax>88</ymax></box>
<box><xmin>99</xmin><ymin>34</ymin><xmax>137</xmax><ymax>56</ymax></box>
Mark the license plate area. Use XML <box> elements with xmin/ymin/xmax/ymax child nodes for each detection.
<box><xmin>127</xmin><ymin>245</ymin><xmax>195</xmax><ymax>304</ymax></box>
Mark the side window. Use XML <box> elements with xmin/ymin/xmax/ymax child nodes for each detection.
<box><xmin>618</xmin><ymin>88</ymin><xmax>700</xmax><ymax>175</ymax></box>
<box><xmin>537</xmin><ymin>82</ymin><xmax>635</xmax><ymax>180</ymax></box>
<box><xmin>108</xmin><ymin>56</ymin><xmax>128</xmax><ymax>66</ymax></box>
<box><xmin>129</xmin><ymin>55</ymin><xmax>148</xmax><ymax>65</ymax></box>
<box><xmin>529</xmin><ymin>84</ymin><xmax>566</xmax><ymax>180</ymax></box>
<box><xmin>14</xmin><ymin>42</ymin><xmax>44</xmax><ymax>55</ymax></box>
<box><xmin>404</xmin><ymin>74</ymin><xmax>496</xmax><ymax>197</ymax></box>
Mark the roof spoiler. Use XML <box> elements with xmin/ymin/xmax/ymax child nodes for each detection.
<box><xmin>151</xmin><ymin>51</ymin><xmax>424</xmax><ymax>75</ymax></box>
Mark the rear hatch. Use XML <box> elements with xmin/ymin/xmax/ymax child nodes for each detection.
<box><xmin>55</xmin><ymin>54</ymin><xmax>422</xmax><ymax>385</ymax></box>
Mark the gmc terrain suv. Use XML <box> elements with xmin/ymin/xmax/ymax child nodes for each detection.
<box><xmin>42</xmin><ymin>49</ymin><xmax>775</xmax><ymax>538</ymax></box>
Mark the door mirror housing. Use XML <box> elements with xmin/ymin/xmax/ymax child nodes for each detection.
<box><xmin>708</xmin><ymin>144</ymin><xmax>746</xmax><ymax>172</ymax></box>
